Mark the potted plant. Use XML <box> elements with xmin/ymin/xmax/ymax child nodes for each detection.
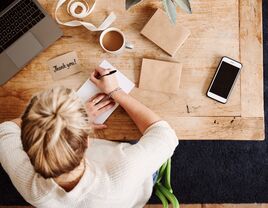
<box><xmin>126</xmin><ymin>0</ymin><xmax>192</xmax><ymax>24</ymax></box>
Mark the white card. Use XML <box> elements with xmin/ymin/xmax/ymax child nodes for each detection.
<box><xmin>77</xmin><ymin>60</ymin><xmax>135</xmax><ymax>124</ymax></box>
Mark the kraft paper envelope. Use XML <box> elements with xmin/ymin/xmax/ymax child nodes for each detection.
<box><xmin>47</xmin><ymin>51</ymin><xmax>81</xmax><ymax>80</ymax></box>
<box><xmin>139</xmin><ymin>58</ymin><xmax>182</xmax><ymax>94</ymax></box>
<box><xmin>77</xmin><ymin>60</ymin><xmax>135</xmax><ymax>124</ymax></box>
<box><xmin>141</xmin><ymin>9</ymin><xmax>191</xmax><ymax>57</ymax></box>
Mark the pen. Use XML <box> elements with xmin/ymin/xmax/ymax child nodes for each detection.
<box><xmin>97</xmin><ymin>70</ymin><xmax>117</xmax><ymax>79</ymax></box>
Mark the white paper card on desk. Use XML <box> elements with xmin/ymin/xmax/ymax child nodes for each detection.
<box><xmin>77</xmin><ymin>60</ymin><xmax>135</xmax><ymax>124</ymax></box>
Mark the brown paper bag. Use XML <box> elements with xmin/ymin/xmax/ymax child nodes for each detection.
<box><xmin>139</xmin><ymin>58</ymin><xmax>182</xmax><ymax>94</ymax></box>
<box><xmin>141</xmin><ymin>9</ymin><xmax>191</xmax><ymax>57</ymax></box>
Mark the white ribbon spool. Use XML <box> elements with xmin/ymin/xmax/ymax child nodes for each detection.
<box><xmin>55</xmin><ymin>0</ymin><xmax>116</xmax><ymax>31</ymax></box>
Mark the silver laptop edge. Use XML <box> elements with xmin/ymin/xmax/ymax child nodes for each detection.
<box><xmin>0</xmin><ymin>0</ymin><xmax>63</xmax><ymax>85</ymax></box>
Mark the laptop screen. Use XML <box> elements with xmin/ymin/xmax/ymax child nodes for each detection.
<box><xmin>1</xmin><ymin>0</ymin><xmax>16</xmax><ymax>13</ymax></box>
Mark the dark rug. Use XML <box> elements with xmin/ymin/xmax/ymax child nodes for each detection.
<box><xmin>1</xmin><ymin>1</ymin><xmax>268</xmax><ymax>206</ymax></box>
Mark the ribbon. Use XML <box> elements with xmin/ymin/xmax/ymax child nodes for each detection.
<box><xmin>55</xmin><ymin>0</ymin><xmax>116</xmax><ymax>31</ymax></box>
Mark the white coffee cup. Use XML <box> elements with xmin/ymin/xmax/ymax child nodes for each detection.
<box><xmin>99</xmin><ymin>27</ymin><xmax>133</xmax><ymax>55</ymax></box>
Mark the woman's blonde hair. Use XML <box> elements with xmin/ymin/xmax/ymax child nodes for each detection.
<box><xmin>21</xmin><ymin>87</ymin><xmax>91</xmax><ymax>179</ymax></box>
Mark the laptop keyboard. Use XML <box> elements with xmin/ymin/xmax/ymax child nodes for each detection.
<box><xmin>0</xmin><ymin>0</ymin><xmax>45</xmax><ymax>53</ymax></box>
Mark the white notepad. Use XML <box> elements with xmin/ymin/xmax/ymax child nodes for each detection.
<box><xmin>77</xmin><ymin>60</ymin><xmax>135</xmax><ymax>124</ymax></box>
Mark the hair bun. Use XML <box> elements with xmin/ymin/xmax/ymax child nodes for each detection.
<box><xmin>48</xmin><ymin>114</ymin><xmax>64</xmax><ymax>148</ymax></box>
<box><xmin>21</xmin><ymin>86</ymin><xmax>90</xmax><ymax>178</ymax></box>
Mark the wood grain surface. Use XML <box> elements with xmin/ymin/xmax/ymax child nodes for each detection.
<box><xmin>240</xmin><ymin>0</ymin><xmax>264</xmax><ymax>117</ymax></box>
<box><xmin>0</xmin><ymin>0</ymin><xmax>264</xmax><ymax>140</ymax></box>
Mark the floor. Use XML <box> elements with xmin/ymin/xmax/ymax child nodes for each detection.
<box><xmin>1</xmin><ymin>204</ymin><xmax>268</xmax><ymax>208</ymax></box>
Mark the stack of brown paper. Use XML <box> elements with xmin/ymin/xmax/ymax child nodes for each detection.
<box><xmin>141</xmin><ymin>9</ymin><xmax>191</xmax><ymax>57</ymax></box>
<box><xmin>139</xmin><ymin>58</ymin><xmax>182</xmax><ymax>94</ymax></box>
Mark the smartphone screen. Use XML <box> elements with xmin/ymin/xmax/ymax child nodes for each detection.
<box><xmin>209</xmin><ymin>61</ymin><xmax>240</xmax><ymax>99</ymax></box>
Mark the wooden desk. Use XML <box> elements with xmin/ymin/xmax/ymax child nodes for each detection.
<box><xmin>0</xmin><ymin>0</ymin><xmax>264</xmax><ymax>140</ymax></box>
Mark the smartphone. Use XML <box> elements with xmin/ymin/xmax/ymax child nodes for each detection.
<box><xmin>207</xmin><ymin>57</ymin><xmax>242</xmax><ymax>104</ymax></box>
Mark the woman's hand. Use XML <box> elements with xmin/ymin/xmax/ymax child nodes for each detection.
<box><xmin>90</xmin><ymin>67</ymin><xmax>119</xmax><ymax>94</ymax></box>
<box><xmin>86</xmin><ymin>93</ymin><xmax>115</xmax><ymax>129</ymax></box>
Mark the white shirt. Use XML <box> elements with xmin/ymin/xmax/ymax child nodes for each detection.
<box><xmin>0</xmin><ymin>121</ymin><xmax>178</xmax><ymax>208</ymax></box>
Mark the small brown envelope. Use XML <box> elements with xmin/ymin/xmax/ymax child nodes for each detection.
<box><xmin>141</xmin><ymin>8</ymin><xmax>191</xmax><ymax>57</ymax></box>
<box><xmin>47</xmin><ymin>51</ymin><xmax>81</xmax><ymax>80</ymax></box>
<box><xmin>139</xmin><ymin>58</ymin><xmax>182</xmax><ymax>94</ymax></box>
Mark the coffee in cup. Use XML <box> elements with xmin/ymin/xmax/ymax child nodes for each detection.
<box><xmin>100</xmin><ymin>27</ymin><xmax>133</xmax><ymax>55</ymax></box>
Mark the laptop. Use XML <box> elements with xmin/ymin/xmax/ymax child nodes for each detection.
<box><xmin>0</xmin><ymin>0</ymin><xmax>63</xmax><ymax>85</ymax></box>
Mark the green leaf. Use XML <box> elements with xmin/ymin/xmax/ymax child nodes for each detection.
<box><xmin>157</xmin><ymin>160</ymin><xmax>168</xmax><ymax>183</ymax></box>
<box><xmin>174</xmin><ymin>0</ymin><xmax>192</xmax><ymax>13</ymax></box>
<box><xmin>157</xmin><ymin>183</ymin><xmax>180</xmax><ymax>208</ymax></box>
<box><xmin>126</xmin><ymin>0</ymin><xmax>143</xmax><ymax>10</ymax></box>
<box><xmin>164</xmin><ymin>158</ymin><xmax>173</xmax><ymax>193</ymax></box>
<box><xmin>162</xmin><ymin>0</ymin><xmax>177</xmax><ymax>24</ymax></box>
<box><xmin>155</xmin><ymin>186</ymin><xmax>169</xmax><ymax>208</ymax></box>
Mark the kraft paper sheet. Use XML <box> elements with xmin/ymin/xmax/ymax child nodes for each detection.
<box><xmin>141</xmin><ymin>9</ymin><xmax>191</xmax><ymax>57</ymax></box>
<box><xmin>139</xmin><ymin>58</ymin><xmax>182</xmax><ymax>94</ymax></box>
